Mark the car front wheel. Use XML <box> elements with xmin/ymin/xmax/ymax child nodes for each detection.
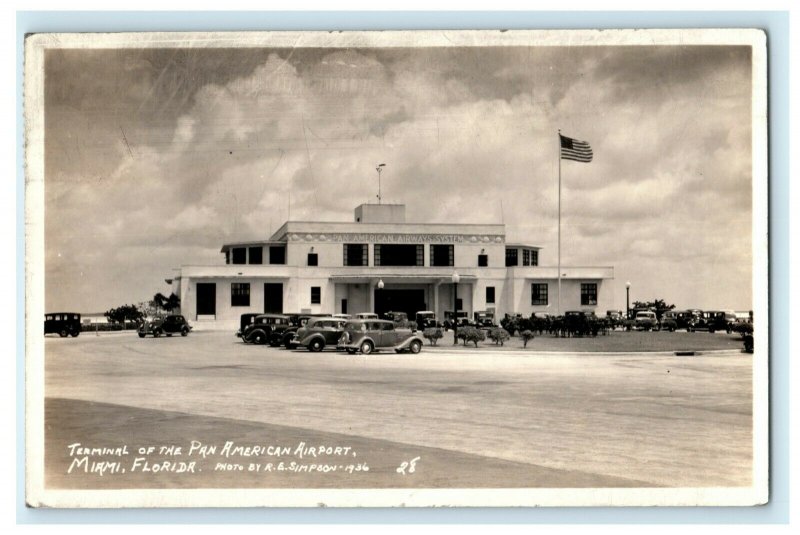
<box><xmin>252</xmin><ymin>332</ymin><xmax>265</xmax><ymax>345</ymax></box>
<box><xmin>409</xmin><ymin>340</ymin><xmax>422</xmax><ymax>354</ymax></box>
<box><xmin>360</xmin><ymin>341</ymin><xmax>374</xmax><ymax>355</ymax></box>
<box><xmin>181</xmin><ymin>329</ymin><xmax>188</xmax><ymax>337</ymax></box>
<box><xmin>153</xmin><ymin>329</ymin><xmax>161</xmax><ymax>338</ymax></box>
<box><xmin>138</xmin><ymin>332</ymin><xmax>146</xmax><ymax>338</ymax></box>
<box><xmin>309</xmin><ymin>339</ymin><xmax>324</xmax><ymax>352</ymax></box>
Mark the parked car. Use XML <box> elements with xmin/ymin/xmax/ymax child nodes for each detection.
<box><xmin>292</xmin><ymin>317</ymin><xmax>348</xmax><ymax>352</ymax></box>
<box><xmin>473</xmin><ymin>311</ymin><xmax>495</xmax><ymax>328</ymax></box>
<box><xmin>415</xmin><ymin>310</ymin><xmax>438</xmax><ymax>330</ymax></box>
<box><xmin>236</xmin><ymin>313</ymin><xmax>261</xmax><ymax>338</ymax></box>
<box><xmin>382</xmin><ymin>311</ymin><xmax>409</xmax><ymax>323</ymax></box>
<box><xmin>241</xmin><ymin>314</ymin><xmax>291</xmax><ymax>345</ymax></box>
<box><xmin>723</xmin><ymin>311</ymin><xmax>739</xmax><ymax>333</ymax></box>
<box><xmin>281</xmin><ymin>314</ymin><xmax>324</xmax><ymax>348</ymax></box>
<box><xmin>658</xmin><ymin>311</ymin><xmax>678</xmax><ymax>332</ymax></box>
<box><xmin>337</xmin><ymin>319</ymin><xmax>424</xmax><ymax>355</ymax></box>
<box><xmin>605</xmin><ymin>310</ymin><xmax>624</xmax><ymax>330</ymax></box>
<box><xmin>138</xmin><ymin>315</ymin><xmax>191</xmax><ymax>338</ymax></box>
<box><xmin>44</xmin><ymin>312</ymin><xmax>82</xmax><ymax>337</ymax></box>
<box><xmin>354</xmin><ymin>312</ymin><xmax>379</xmax><ymax>320</ymax></box>
<box><xmin>667</xmin><ymin>310</ymin><xmax>695</xmax><ymax>331</ymax></box>
<box><xmin>689</xmin><ymin>310</ymin><xmax>727</xmax><ymax>333</ymax></box>
<box><xmin>443</xmin><ymin>310</ymin><xmax>470</xmax><ymax>330</ymax></box>
<box><xmin>634</xmin><ymin>311</ymin><xmax>658</xmax><ymax>331</ymax></box>
<box><xmin>332</xmin><ymin>313</ymin><xmax>352</xmax><ymax>320</ymax></box>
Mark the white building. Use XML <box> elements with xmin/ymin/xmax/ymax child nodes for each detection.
<box><xmin>171</xmin><ymin>204</ymin><xmax>615</xmax><ymax>330</ymax></box>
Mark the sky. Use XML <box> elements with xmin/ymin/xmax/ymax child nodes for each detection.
<box><xmin>43</xmin><ymin>43</ymin><xmax>754</xmax><ymax>313</ymax></box>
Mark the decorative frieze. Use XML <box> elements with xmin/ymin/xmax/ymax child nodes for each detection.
<box><xmin>287</xmin><ymin>232</ymin><xmax>504</xmax><ymax>244</ymax></box>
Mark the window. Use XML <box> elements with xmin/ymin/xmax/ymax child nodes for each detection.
<box><xmin>505</xmin><ymin>248</ymin><xmax>518</xmax><ymax>267</ymax></box>
<box><xmin>310</xmin><ymin>286</ymin><xmax>321</xmax><ymax>305</ymax></box>
<box><xmin>231</xmin><ymin>248</ymin><xmax>246</xmax><ymax>265</ymax></box>
<box><xmin>531</xmin><ymin>284</ymin><xmax>548</xmax><ymax>306</ymax></box>
<box><xmin>523</xmin><ymin>249</ymin><xmax>531</xmax><ymax>266</ymax></box>
<box><xmin>531</xmin><ymin>249</ymin><xmax>538</xmax><ymax>266</ymax></box>
<box><xmin>307</xmin><ymin>253</ymin><xmax>318</xmax><ymax>266</ymax></box>
<box><xmin>430</xmin><ymin>244</ymin><xmax>454</xmax><ymax>267</ymax></box>
<box><xmin>343</xmin><ymin>244</ymin><xmax>368</xmax><ymax>266</ymax></box>
<box><xmin>248</xmin><ymin>247</ymin><xmax>263</xmax><ymax>265</ymax></box>
<box><xmin>269</xmin><ymin>246</ymin><xmax>286</xmax><ymax>265</ymax></box>
<box><xmin>581</xmin><ymin>283</ymin><xmax>598</xmax><ymax>306</ymax></box>
<box><xmin>225</xmin><ymin>251</ymin><xmax>230</xmax><ymax>264</ymax></box>
<box><xmin>231</xmin><ymin>283</ymin><xmax>250</xmax><ymax>307</ymax></box>
<box><xmin>478</xmin><ymin>254</ymin><xmax>488</xmax><ymax>267</ymax></box>
<box><xmin>486</xmin><ymin>286</ymin><xmax>495</xmax><ymax>304</ymax></box>
<box><xmin>374</xmin><ymin>244</ymin><xmax>423</xmax><ymax>266</ymax></box>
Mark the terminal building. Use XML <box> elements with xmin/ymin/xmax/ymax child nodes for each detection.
<box><xmin>170</xmin><ymin>203</ymin><xmax>615</xmax><ymax>330</ymax></box>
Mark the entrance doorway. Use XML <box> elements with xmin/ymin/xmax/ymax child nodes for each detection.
<box><xmin>264</xmin><ymin>283</ymin><xmax>283</xmax><ymax>313</ymax></box>
<box><xmin>374</xmin><ymin>289</ymin><xmax>425</xmax><ymax>319</ymax></box>
<box><xmin>196</xmin><ymin>283</ymin><xmax>216</xmax><ymax>317</ymax></box>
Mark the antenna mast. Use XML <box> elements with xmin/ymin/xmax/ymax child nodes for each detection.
<box><xmin>376</xmin><ymin>163</ymin><xmax>386</xmax><ymax>204</ymax></box>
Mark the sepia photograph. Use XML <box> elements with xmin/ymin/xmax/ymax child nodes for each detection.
<box><xmin>24</xmin><ymin>29</ymin><xmax>768</xmax><ymax>508</ymax></box>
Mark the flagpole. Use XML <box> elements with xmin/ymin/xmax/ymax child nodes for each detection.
<box><xmin>557</xmin><ymin>130</ymin><xmax>562</xmax><ymax>317</ymax></box>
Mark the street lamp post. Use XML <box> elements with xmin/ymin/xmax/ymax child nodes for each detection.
<box><xmin>625</xmin><ymin>281</ymin><xmax>631</xmax><ymax>320</ymax></box>
<box><xmin>452</xmin><ymin>272</ymin><xmax>460</xmax><ymax>345</ymax></box>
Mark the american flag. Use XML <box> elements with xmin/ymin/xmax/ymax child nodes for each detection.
<box><xmin>560</xmin><ymin>134</ymin><xmax>593</xmax><ymax>163</ymax></box>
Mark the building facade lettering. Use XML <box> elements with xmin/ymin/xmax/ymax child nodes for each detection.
<box><xmin>288</xmin><ymin>232</ymin><xmax>504</xmax><ymax>244</ymax></box>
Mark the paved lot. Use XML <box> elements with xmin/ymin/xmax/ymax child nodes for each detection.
<box><xmin>43</xmin><ymin>331</ymin><xmax>753</xmax><ymax>489</ymax></box>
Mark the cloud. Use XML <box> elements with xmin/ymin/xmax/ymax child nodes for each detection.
<box><xmin>43</xmin><ymin>45</ymin><xmax>755</xmax><ymax>312</ymax></box>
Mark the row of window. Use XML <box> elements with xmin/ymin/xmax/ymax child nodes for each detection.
<box><xmin>228</xmin><ymin>244</ymin><xmax>538</xmax><ymax>268</ymax></box>
<box><xmin>227</xmin><ymin>246</ymin><xmax>285</xmax><ymax>265</ymax></box>
<box><xmin>231</xmin><ymin>283</ymin><xmax>321</xmax><ymax>307</ymax></box>
<box><xmin>506</xmin><ymin>248</ymin><xmax>539</xmax><ymax>267</ymax></box>
<box><xmin>229</xmin><ymin>282</ymin><xmax>597</xmax><ymax>308</ymax></box>
<box><xmin>528</xmin><ymin>283</ymin><xmax>597</xmax><ymax>306</ymax></box>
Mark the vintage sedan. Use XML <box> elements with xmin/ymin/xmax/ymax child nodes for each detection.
<box><xmin>235</xmin><ymin>313</ymin><xmax>261</xmax><ymax>338</ymax></box>
<box><xmin>44</xmin><ymin>312</ymin><xmax>82</xmax><ymax>337</ymax></box>
<box><xmin>241</xmin><ymin>314</ymin><xmax>291</xmax><ymax>346</ymax></box>
<box><xmin>689</xmin><ymin>310</ymin><xmax>728</xmax><ymax>333</ymax></box>
<box><xmin>634</xmin><ymin>311</ymin><xmax>658</xmax><ymax>331</ymax></box>
<box><xmin>292</xmin><ymin>317</ymin><xmax>348</xmax><ymax>352</ymax></box>
<box><xmin>415</xmin><ymin>310</ymin><xmax>438</xmax><ymax>330</ymax></box>
<box><xmin>138</xmin><ymin>315</ymin><xmax>191</xmax><ymax>338</ymax></box>
<box><xmin>337</xmin><ymin>319</ymin><xmax>424</xmax><ymax>355</ymax></box>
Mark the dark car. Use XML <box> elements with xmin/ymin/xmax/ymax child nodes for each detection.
<box><xmin>236</xmin><ymin>313</ymin><xmax>260</xmax><ymax>338</ymax></box>
<box><xmin>415</xmin><ymin>310</ymin><xmax>438</xmax><ymax>330</ymax></box>
<box><xmin>473</xmin><ymin>311</ymin><xmax>495</xmax><ymax>328</ymax></box>
<box><xmin>337</xmin><ymin>319</ymin><xmax>424</xmax><ymax>355</ymax></box>
<box><xmin>44</xmin><ymin>312</ymin><xmax>81</xmax><ymax>337</ymax></box>
<box><xmin>382</xmin><ymin>311</ymin><xmax>409</xmax><ymax>323</ymax></box>
<box><xmin>292</xmin><ymin>317</ymin><xmax>347</xmax><ymax>352</ymax></box>
<box><xmin>658</xmin><ymin>311</ymin><xmax>678</xmax><ymax>332</ymax></box>
<box><xmin>442</xmin><ymin>310</ymin><xmax>470</xmax><ymax>330</ymax></box>
<box><xmin>138</xmin><ymin>315</ymin><xmax>191</xmax><ymax>338</ymax></box>
<box><xmin>689</xmin><ymin>310</ymin><xmax>727</xmax><ymax>333</ymax></box>
<box><xmin>666</xmin><ymin>310</ymin><xmax>695</xmax><ymax>331</ymax></box>
<box><xmin>242</xmin><ymin>314</ymin><xmax>291</xmax><ymax>346</ymax></box>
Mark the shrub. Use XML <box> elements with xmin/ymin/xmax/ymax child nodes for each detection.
<box><xmin>487</xmin><ymin>327</ymin><xmax>510</xmax><ymax>346</ymax></box>
<box><xmin>520</xmin><ymin>330</ymin><xmax>535</xmax><ymax>348</ymax></box>
<box><xmin>733</xmin><ymin>322</ymin><xmax>753</xmax><ymax>338</ymax></box>
<box><xmin>422</xmin><ymin>327</ymin><xmax>443</xmax><ymax>346</ymax></box>
<box><xmin>457</xmin><ymin>326</ymin><xmax>486</xmax><ymax>347</ymax></box>
<box><xmin>81</xmin><ymin>323</ymin><xmax>126</xmax><ymax>332</ymax></box>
